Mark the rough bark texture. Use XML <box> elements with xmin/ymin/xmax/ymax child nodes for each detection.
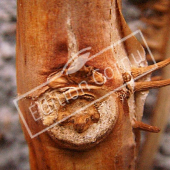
<box><xmin>16</xmin><ymin>0</ymin><xmax>146</xmax><ymax>169</ymax></box>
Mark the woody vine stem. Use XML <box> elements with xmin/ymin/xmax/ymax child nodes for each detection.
<box><xmin>16</xmin><ymin>0</ymin><xmax>170</xmax><ymax>169</ymax></box>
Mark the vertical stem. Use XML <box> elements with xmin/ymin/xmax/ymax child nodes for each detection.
<box><xmin>16</xmin><ymin>0</ymin><xmax>143</xmax><ymax>169</ymax></box>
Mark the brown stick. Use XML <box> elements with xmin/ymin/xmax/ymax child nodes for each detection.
<box><xmin>134</xmin><ymin>79</ymin><xmax>170</xmax><ymax>92</ymax></box>
<box><xmin>16</xmin><ymin>0</ymin><xmax>143</xmax><ymax>169</ymax></box>
<box><xmin>132</xmin><ymin>121</ymin><xmax>160</xmax><ymax>133</ymax></box>
<box><xmin>131</xmin><ymin>58</ymin><xmax>170</xmax><ymax>78</ymax></box>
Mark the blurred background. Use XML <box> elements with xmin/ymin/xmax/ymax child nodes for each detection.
<box><xmin>0</xmin><ymin>0</ymin><xmax>170</xmax><ymax>169</ymax></box>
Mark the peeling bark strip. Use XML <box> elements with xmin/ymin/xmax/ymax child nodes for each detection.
<box><xmin>16</xmin><ymin>0</ymin><xmax>170</xmax><ymax>169</ymax></box>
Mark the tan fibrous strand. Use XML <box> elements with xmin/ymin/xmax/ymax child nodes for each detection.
<box><xmin>48</xmin><ymin>66</ymin><xmax>106</xmax><ymax>89</ymax></box>
<box><xmin>131</xmin><ymin>58</ymin><xmax>170</xmax><ymax>78</ymax></box>
<box><xmin>48</xmin><ymin>75</ymin><xmax>69</xmax><ymax>89</ymax></box>
<box><xmin>134</xmin><ymin>79</ymin><xmax>170</xmax><ymax>92</ymax></box>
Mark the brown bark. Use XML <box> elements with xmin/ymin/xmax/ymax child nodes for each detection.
<box><xmin>16</xmin><ymin>0</ymin><xmax>155</xmax><ymax>169</ymax></box>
